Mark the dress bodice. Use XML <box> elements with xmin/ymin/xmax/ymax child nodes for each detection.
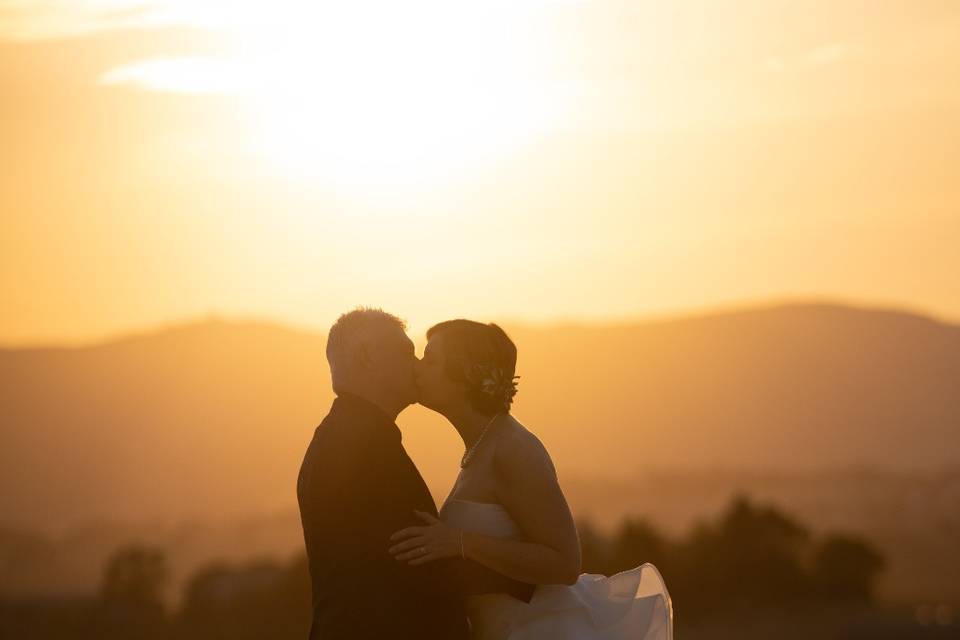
<box><xmin>441</xmin><ymin>499</ymin><xmax>524</xmax><ymax>541</ymax></box>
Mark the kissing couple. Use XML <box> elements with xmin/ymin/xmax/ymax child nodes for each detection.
<box><xmin>297</xmin><ymin>308</ymin><xmax>672</xmax><ymax>639</ymax></box>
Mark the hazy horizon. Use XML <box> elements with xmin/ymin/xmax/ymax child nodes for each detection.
<box><xmin>3</xmin><ymin>295</ymin><xmax>959</xmax><ymax>349</ymax></box>
<box><xmin>4</xmin><ymin>301</ymin><xmax>959</xmax><ymax>606</ymax></box>
<box><xmin>5</xmin><ymin>301</ymin><xmax>959</xmax><ymax>528</ymax></box>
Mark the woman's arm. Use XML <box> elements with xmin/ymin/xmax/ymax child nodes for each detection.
<box><xmin>389</xmin><ymin>428</ymin><xmax>581</xmax><ymax>586</ymax></box>
<box><xmin>476</xmin><ymin>428</ymin><xmax>581</xmax><ymax>585</ymax></box>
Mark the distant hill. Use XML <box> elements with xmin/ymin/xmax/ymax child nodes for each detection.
<box><xmin>508</xmin><ymin>303</ymin><xmax>960</xmax><ymax>475</ymax></box>
<box><xmin>2</xmin><ymin>302</ymin><xmax>959</xmax><ymax>534</ymax></box>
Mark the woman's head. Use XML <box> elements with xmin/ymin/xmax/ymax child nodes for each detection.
<box><xmin>416</xmin><ymin>319</ymin><xmax>519</xmax><ymax>416</ymax></box>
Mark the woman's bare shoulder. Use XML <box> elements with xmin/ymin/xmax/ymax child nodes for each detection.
<box><xmin>492</xmin><ymin>416</ymin><xmax>556</xmax><ymax>476</ymax></box>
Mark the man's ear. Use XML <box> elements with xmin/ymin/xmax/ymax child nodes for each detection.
<box><xmin>356</xmin><ymin>343</ymin><xmax>375</xmax><ymax>370</ymax></box>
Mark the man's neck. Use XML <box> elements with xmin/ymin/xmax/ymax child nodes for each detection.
<box><xmin>338</xmin><ymin>388</ymin><xmax>404</xmax><ymax>422</ymax></box>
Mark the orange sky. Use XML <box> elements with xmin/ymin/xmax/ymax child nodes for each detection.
<box><xmin>2</xmin><ymin>1</ymin><xmax>959</xmax><ymax>345</ymax></box>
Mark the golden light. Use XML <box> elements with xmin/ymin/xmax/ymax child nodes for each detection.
<box><xmin>252</xmin><ymin>5</ymin><xmax>567</xmax><ymax>184</ymax></box>
<box><xmin>100</xmin><ymin>1</ymin><xmax>574</xmax><ymax>185</ymax></box>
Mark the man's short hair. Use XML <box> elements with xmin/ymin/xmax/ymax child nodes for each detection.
<box><xmin>326</xmin><ymin>307</ymin><xmax>407</xmax><ymax>390</ymax></box>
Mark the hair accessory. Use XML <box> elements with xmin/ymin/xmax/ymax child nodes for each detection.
<box><xmin>466</xmin><ymin>363</ymin><xmax>520</xmax><ymax>411</ymax></box>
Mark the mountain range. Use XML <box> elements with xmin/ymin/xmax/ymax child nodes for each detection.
<box><xmin>2</xmin><ymin>302</ymin><xmax>958</xmax><ymax>534</ymax></box>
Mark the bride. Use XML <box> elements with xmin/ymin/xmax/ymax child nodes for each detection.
<box><xmin>389</xmin><ymin>320</ymin><xmax>672</xmax><ymax>640</ymax></box>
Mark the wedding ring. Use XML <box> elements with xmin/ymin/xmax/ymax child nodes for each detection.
<box><xmin>419</xmin><ymin>546</ymin><xmax>427</xmax><ymax>556</ymax></box>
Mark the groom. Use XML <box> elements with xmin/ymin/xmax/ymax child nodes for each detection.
<box><xmin>297</xmin><ymin>308</ymin><xmax>531</xmax><ymax>639</ymax></box>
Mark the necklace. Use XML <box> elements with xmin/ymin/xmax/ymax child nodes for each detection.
<box><xmin>460</xmin><ymin>413</ymin><xmax>501</xmax><ymax>468</ymax></box>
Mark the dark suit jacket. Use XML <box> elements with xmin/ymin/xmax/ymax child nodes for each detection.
<box><xmin>297</xmin><ymin>393</ymin><xmax>532</xmax><ymax>640</ymax></box>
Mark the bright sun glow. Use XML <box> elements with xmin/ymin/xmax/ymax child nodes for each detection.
<box><xmin>100</xmin><ymin>1</ymin><xmax>572</xmax><ymax>184</ymax></box>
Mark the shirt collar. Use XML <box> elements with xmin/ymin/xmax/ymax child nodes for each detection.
<box><xmin>331</xmin><ymin>392</ymin><xmax>402</xmax><ymax>442</ymax></box>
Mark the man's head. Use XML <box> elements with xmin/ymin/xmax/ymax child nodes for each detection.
<box><xmin>326</xmin><ymin>308</ymin><xmax>418</xmax><ymax>416</ymax></box>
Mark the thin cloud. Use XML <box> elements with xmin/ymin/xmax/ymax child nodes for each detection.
<box><xmin>100</xmin><ymin>56</ymin><xmax>249</xmax><ymax>94</ymax></box>
<box><xmin>0</xmin><ymin>1</ymin><xmax>173</xmax><ymax>41</ymax></box>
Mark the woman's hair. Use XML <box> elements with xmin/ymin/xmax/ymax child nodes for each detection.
<box><xmin>426</xmin><ymin>319</ymin><xmax>519</xmax><ymax>415</ymax></box>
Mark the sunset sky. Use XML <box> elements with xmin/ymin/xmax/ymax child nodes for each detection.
<box><xmin>2</xmin><ymin>0</ymin><xmax>959</xmax><ymax>345</ymax></box>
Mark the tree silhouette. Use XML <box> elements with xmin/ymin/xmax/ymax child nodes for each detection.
<box><xmin>100</xmin><ymin>545</ymin><xmax>168</xmax><ymax>609</ymax></box>
<box><xmin>178</xmin><ymin>555</ymin><xmax>310</xmax><ymax>640</ymax></box>
<box><xmin>577</xmin><ymin>518</ymin><xmax>613</xmax><ymax>574</ymax></box>
<box><xmin>666</xmin><ymin>494</ymin><xmax>813</xmax><ymax>616</ymax></box>
<box><xmin>578</xmin><ymin>494</ymin><xmax>888</xmax><ymax>620</ymax></box>
<box><xmin>98</xmin><ymin>545</ymin><xmax>169</xmax><ymax>637</ymax></box>
<box><xmin>609</xmin><ymin>516</ymin><xmax>670</xmax><ymax>576</ymax></box>
<box><xmin>811</xmin><ymin>533</ymin><xmax>885</xmax><ymax>602</ymax></box>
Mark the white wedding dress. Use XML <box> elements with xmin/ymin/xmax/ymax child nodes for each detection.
<box><xmin>441</xmin><ymin>499</ymin><xmax>673</xmax><ymax>640</ymax></box>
